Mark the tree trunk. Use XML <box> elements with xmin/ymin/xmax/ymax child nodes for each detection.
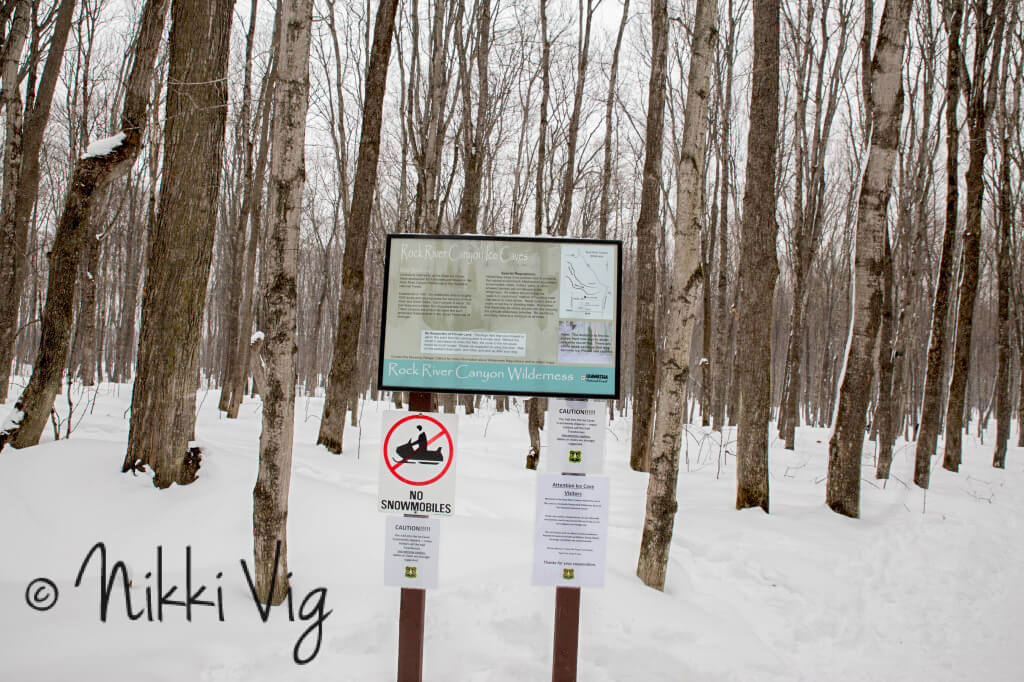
<box><xmin>2</xmin><ymin>0</ymin><xmax>167</xmax><ymax>451</ymax></box>
<box><xmin>121</xmin><ymin>0</ymin><xmax>233</xmax><ymax>486</ymax></box>
<box><xmin>253</xmin><ymin>0</ymin><xmax>314</xmax><ymax>607</ymax></box>
<box><xmin>597</xmin><ymin>0</ymin><xmax>628</xmax><ymax>241</ymax></box>
<box><xmin>553</xmin><ymin>0</ymin><xmax>594</xmax><ymax>237</ymax></box>
<box><xmin>943</xmin><ymin>0</ymin><xmax>1006</xmax><ymax>472</ymax></box>
<box><xmin>629</xmin><ymin>0</ymin><xmax>669</xmax><ymax>473</ymax></box>
<box><xmin>711</xmin><ymin>0</ymin><xmax>736</xmax><ymax>433</ymax></box>
<box><xmin>0</xmin><ymin>0</ymin><xmax>74</xmax><ymax>404</ymax></box>
<box><xmin>219</xmin><ymin>0</ymin><xmax>260</xmax><ymax>413</ymax></box>
<box><xmin>317</xmin><ymin>0</ymin><xmax>400</xmax><ymax>453</ymax></box>
<box><xmin>826</xmin><ymin>0</ymin><xmax>913</xmax><ymax>518</ymax></box>
<box><xmin>636</xmin><ymin>0</ymin><xmax>716</xmax><ymax>590</ymax></box>
<box><xmin>227</xmin><ymin>55</ymin><xmax>276</xmax><ymax>420</ymax></box>
<box><xmin>992</xmin><ymin>25</ymin><xmax>1013</xmax><ymax>469</ymax></box>
<box><xmin>535</xmin><ymin>0</ymin><xmax>550</xmax><ymax>236</ymax></box>
<box><xmin>0</xmin><ymin>0</ymin><xmax>29</xmax><ymax>402</ymax></box>
<box><xmin>735</xmin><ymin>0</ymin><xmax>780</xmax><ymax>512</ymax></box>
<box><xmin>914</xmin><ymin>0</ymin><xmax>965</xmax><ymax>487</ymax></box>
<box><xmin>875</xmin><ymin>232</ymin><xmax>897</xmax><ymax>479</ymax></box>
<box><xmin>526</xmin><ymin>396</ymin><xmax>545</xmax><ymax>469</ymax></box>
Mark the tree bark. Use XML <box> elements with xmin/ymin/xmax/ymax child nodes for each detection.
<box><xmin>636</xmin><ymin>0</ymin><xmax>716</xmax><ymax>590</ymax></box>
<box><xmin>826</xmin><ymin>0</ymin><xmax>913</xmax><ymax>518</ymax></box>
<box><xmin>121</xmin><ymin>0</ymin><xmax>233</xmax><ymax>486</ymax></box>
<box><xmin>875</xmin><ymin>232</ymin><xmax>897</xmax><ymax>479</ymax></box>
<box><xmin>943</xmin><ymin>0</ymin><xmax>1006</xmax><ymax>472</ymax></box>
<box><xmin>735</xmin><ymin>0</ymin><xmax>780</xmax><ymax>512</ymax></box>
<box><xmin>992</xmin><ymin>19</ymin><xmax>1013</xmax><ymax>469</ymax></box>
<box><xmin>629</xmin><ymin>0</ymin><xmax>668</xmax><ymax>473</ymax></box>
<box><xmin>597</xmin><ymin>0</ymin><xmax>629</xmax><ymax>242</ymax></box>
<box><xmin>711</xmin><ymin>0</ymin><xmax>736</xmax><ymax>433</ymax></box>
<box><xmin>0</xmin><ymin>0</ymin><xmax>73</xmax><ymax>404</ymax></box>
<box><xmin>553</xmin><ymin>0</ymin><xmax>594</xmax><ymax>237</ymax></box>
<box><xmin>253</xmin><ymin>0</ymin><xmax>314</xmax><ymax>607</ymax></box>
<box><xmin>914</xmin><ymin>0</ymin><xmax>965</xmax><ymax>487</ymax></box>
<box><xmin>2</xmin><ymin>0</ymin><xmax>167</xmax><ymax>451</ymax></box>
<box><xmin>317</xmin><ymin>0</ymin><xmax>400</xmax><ymax>453</ymax></box>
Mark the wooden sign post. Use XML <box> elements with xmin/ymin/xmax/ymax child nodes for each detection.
<box><xmin>396</xmin><ymin>390</ymin><xmax>433</xmax><ymax>682</ymax></box>
<box><xmin>552</xmin><ymin>585</ymin><xmax>581</xmax><ymax>682</ymax></box>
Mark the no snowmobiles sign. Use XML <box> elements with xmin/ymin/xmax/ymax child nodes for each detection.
<box><xmin>379</xmin><ymin>411</ymin><xmax>457</xmax><ymax>516</ymax></box>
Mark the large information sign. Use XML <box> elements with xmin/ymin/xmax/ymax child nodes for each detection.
<box><xmin>377</xmin><ymin>234</ymin><xmax>622</xmax><ymax>399</ymax></box>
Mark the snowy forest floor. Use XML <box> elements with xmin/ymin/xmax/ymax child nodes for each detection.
<box><xmin>1</xmin><ymin>380</ymin><xmax>1022</xmax><ymax>681</ymax></box>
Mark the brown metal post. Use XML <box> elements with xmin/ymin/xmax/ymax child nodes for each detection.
<box><xmin>552</xmin><ymin>586</ymin><xmax>581</xmax><ymax>682</ymax></box>
<box><xmin>397</xmin><ymin>391</ymin><xmax>433</xmax><ymax>682</ymax></box>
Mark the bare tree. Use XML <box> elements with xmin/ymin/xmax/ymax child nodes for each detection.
<box><xmin>2</xmin><ymin>0</ymin><xmax>167</xmax><ymax>450</ymax></box>
<box><xmin>914</xmin><ymin>0</ymin><xmax>966</xmax><ymax>487</ymax></box>
<box><xmin>253</xmin><ymin>0</ymin><xmax>315</xmax><ymax>608</ymax></box>
<box><xmin>942</xmin><ymin>0</ymin><xmax>1007</xmax><ymax>472</ymax></box>
<box><xmin>735</xmin><ymin>0</ymin><xmax>781</xmax><ymax>512</ymax></box>
<box><xmin>826</xmin><ymin>0</ymin><xmax>914</xmax><ymax>518</ymax></box>
<box><xmin>121</xmin><ymin>0</ymin><xmax>234</xmax><ymax>486</ymax></box>
<box><xmin>636</xmin><ymin>0</ymin><xmax>716</xmax><ymax>590</ymax></box>
<box><xmin>317</xmin><ymin>0</ymin><xmax>400</xmax><ymax>453</ymax></box>
<box><xmin>629</xmin><ymin>0</ymin><xmax>669</xmax><ymax>473</ymax></box>
<box><xmin>0</xmin><ymin>0</ymin><xmax>76</xmax><ymax>404</ymax></box>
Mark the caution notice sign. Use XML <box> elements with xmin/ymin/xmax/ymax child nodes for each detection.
<box><xmin>379</xmin><ymin>411</ymin><xmax>457</xmax><ymax>516</ymax></box>
<box><xmin>384</xmin><ymin>515</ymin><xmax>440</xmax><ymax>589</ymax></box>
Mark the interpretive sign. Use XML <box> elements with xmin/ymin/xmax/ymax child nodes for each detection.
<box><xmin>379</xmin><ymin>411</ymin><xmax>457</xmax><ymax>516</ymax></box>
<box><xmin>532</xmin><ymin>474</ymin><xmax>610</xmax><ymax>588</ymax></box>
<box><xmin>384</xmin><ymin>515</ymin><xmax>440</xmax><ymax>589</ymax></box>
<box><xmin>545</xmin><ymin>398</ymin><xmax>607</xmax><ymax>474</ymax></box>
<box><xmin>377</xmin><ymin>234</ymin><xmax>622</xmax><ymax>398</ymax></box>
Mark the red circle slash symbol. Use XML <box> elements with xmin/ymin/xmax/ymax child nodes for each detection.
<box><xmin>383</xmin><ymin>414</ymin><xmax>455</xmax><ymax>487</ymax></box>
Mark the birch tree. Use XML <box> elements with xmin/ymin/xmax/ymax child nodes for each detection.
<box><xmin>637</xmin><ymin>0</ymin><xmax>716</xmax><ymax>590</ymax></box>
<box><xmin>252</xmin><ymin>0</ymin><xmax>314</xmax><ymax>607</ymax></box>
<box><xmin>826</xmin><ymin>0</ymin><xmax>914</xmax><ymax>518</ymax></box>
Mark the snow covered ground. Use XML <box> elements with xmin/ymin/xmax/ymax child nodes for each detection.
<box><xmin>1</xmin><ymin>380</ymin><xmax>1022</xmax><ymax>681</ymax></box>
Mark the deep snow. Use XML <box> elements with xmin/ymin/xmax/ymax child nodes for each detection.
<box><xmin>1</xmin><ymin>379</ymin><xmax>1021</xmax><ymax>681</ymax></box>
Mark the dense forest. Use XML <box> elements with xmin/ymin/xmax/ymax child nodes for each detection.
<box><xmin>0</xmin><ymin>0</ymin><xmax>1021</xmax><ymax>592</ymax></box>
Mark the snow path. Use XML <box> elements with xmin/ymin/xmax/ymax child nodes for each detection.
<box><xmin>1</xmin><ymin>381</ymin><xmax>1021</xmax><ymax>680</ymax></box>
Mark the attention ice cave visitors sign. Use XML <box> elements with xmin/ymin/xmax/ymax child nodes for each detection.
<box><xmin>377</xmin><ymin>234</ymin><xmax>623</xmax><ymax>399</ymax></box>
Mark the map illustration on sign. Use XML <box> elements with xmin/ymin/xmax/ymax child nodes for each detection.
<box><xmin>559</xmin><ymin>244</ymin><xmax>615</xmax><ymax>320</ymax></box>
<box><xmin>379</xmin><ymin>411</ymin><xmax>457</xmax><ymax>516</ymax></box>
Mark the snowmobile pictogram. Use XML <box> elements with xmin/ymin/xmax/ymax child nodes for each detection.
<box><xmin>391</xmin><ymin>425</ymin><xmax>444</xmax><ymax>465</ymax></box>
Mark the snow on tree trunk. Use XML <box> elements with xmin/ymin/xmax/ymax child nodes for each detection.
<box><xmin>826</xmin><ymin>0</ymin><xmax>914</xmax><ymax>518</ymax></box>
<box><xmin>121</xmin><ymin>0</ymin><xmax>232</xmax><ymax>485</ymax></box>
<box><xmin>317</xmin><ymin>0</ymin><xmax>400</xmax><ymax>453</ymax></box>
<box><xmin>253</xmin><ymin>0</ymin><xmax>314</xmax><ymax>606</ymax></box>
<box><xmin>636</xmin><ymin>0</ymin><xmax>716</xmax><ymax>590</ymax></box>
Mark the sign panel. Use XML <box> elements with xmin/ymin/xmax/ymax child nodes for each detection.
<box><xmin>384</xmin><ymin>515</ymin><xmax>440</xmax><ymax>589</ymax></box>
<box><xmin>532</xmin><ymin>474</ymin><xmax>610</xmax><ymax>588</ymax></box>
<box><xmin>379</xmin><ymin>411</ymin><xmax>457</xmax><ymax>516</ymax></box>
<box><xmin>545</xmin><ymin>398</ymin><xmax>607</xmax><ymax>474</ymax></box>
<box><xmin>377</xmin><ymin>234</ymin><xmax>622</xmax><ymax>399</ymax></box>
